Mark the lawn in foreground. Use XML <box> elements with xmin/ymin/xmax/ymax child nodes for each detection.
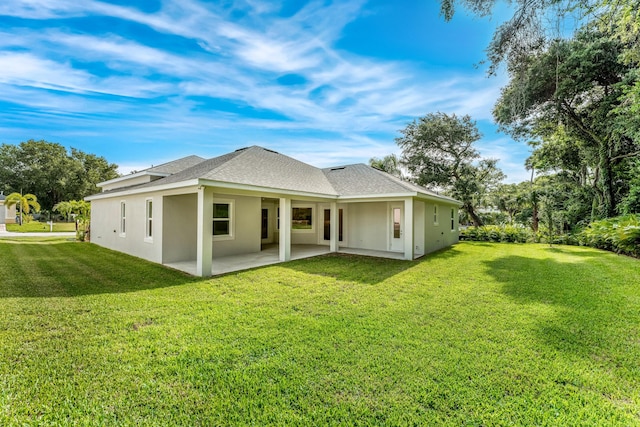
<box><xmin>0</xmin><ymin>240</ymin><xmax>639</xmax><ymax>425</ymax></box>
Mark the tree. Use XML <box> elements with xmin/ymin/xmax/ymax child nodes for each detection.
<box><xmin>53</xmin><ymin>201</ymin><xmax>73</xmax><ymax>222</ymax></box>
<box><xmin>369</xmin><ymin>154</ymin><xmax>404</xmax><ymax>179</ymax></box>
<box><xmin>494</xmin><ymin>27</ymin><xmax>639</xmax><ymax>218</ymax></box>
<box><xmin>439</xmin><ymin>0</ymin><xmax>640</xmax><ymax>74</ymax></box>
<box><xmin>0</xmin><ymin>140</ymin><xmax>119</xmax><ymax>211</ymax></box>
<box><xmin>54</xmin><ymin>199</ymin><xmax>91</xmax><ymax>241</ymax></box>
<box><xmin>396</xmin><ymin>112</ymin><xmax>505</xmax><ymax>226</ymax></box>
<box><xmin>5</xmin><ymin>192</ymin><xmax>40</xmax><ymax>224</ymax></box>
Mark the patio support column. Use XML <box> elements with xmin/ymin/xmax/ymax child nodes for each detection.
<box><xmin>404</xmin><ymin>197</ymin><xmax>414</xmax><ymax>260</ymax></box>
<box><xmin>196</xmin><ymin>186</ymin><xmax>213</xmax><ymax>276</ymax></box>
<box><xmin>329</xmin><ymin>201</ymin><xmax>338</xmax><ymax>252</ymax></box>
<box><xmin>279</xmin><ymin>197</ymin><xmax>291</xmax><ymax>261</ymax></box>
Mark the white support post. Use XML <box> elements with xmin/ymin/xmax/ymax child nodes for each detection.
<box><xmin>279</xmin><ymin>197</ymin><xmax>291</xmax><ymax>261</ymax></box>
<box><xmin>404</xmin><ymin>197</ymin><xmax>414</xmax><ymax>260</ymax></box>
<box><xmin>330</xmin><ymin>201</ymin><xmax>338</xmax><ymax>253</ymax></box>
<box><xmin>196</xmin><ymin>186</ymin><xmax>213</xmax><ymax>276</ymax></box>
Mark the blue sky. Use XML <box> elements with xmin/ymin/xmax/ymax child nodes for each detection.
<box><xmin>0</xmin><ymin>0</ymin><xmax>531</xmax><ymax>182</ymax></box>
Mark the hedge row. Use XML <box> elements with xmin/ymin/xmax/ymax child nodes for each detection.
<box><xmin>459</xmin><ymin>215</ymin><xmax>640</xmax><ymax>258</ymax></box>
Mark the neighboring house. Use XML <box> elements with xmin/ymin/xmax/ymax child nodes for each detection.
<box><xmin>0</xmin><ymin>191</ymin><xmax>17</xmax><ymax>226</ymax></box>
<box><xmin>86</xmin><ymin>146</ymin><xmax>461</xmax><ymax>276</ymax></box>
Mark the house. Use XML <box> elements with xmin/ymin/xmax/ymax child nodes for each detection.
<box><xmin>86</xmin><ymin>146</ymin><xmax>461</xmax><ymax>276</ymax></box>
<box><xmin>0</xmin><ymin>191</ymin><xmax>17</xmax><ymax>228</ymax></box>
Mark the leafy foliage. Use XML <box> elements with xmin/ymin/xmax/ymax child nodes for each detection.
<box><xmin>578</xmin><ymin>214</ymin><xmax>640</xmax><ymax>257</ymax></box>
<box><xmin>54</xmin><ymin>200</ymin><xmax>91</xmax><ymax>241</ymax></box>
<box><xmin>396</xmin><ymin>112</ymin><xmax>504</xmax><ymax>225</ymax></box>
<box><xmin>460</xmin><ymin>224</ymin><xmax>532</xmax><ymax>243</ymax></box>
<box><xmin>368</xmin><ymin>154</ymin><xmax>404</xmax><ymax>179</ymax></box>
<box><xmin>4</xmin><ymin>192</ymin><xmax>40</xmax><ymax>224</ymax></box>
<box><xmin>0</xmin><ymin>140</ymin><xmax>118</xmax><ymax>211</ymax></box>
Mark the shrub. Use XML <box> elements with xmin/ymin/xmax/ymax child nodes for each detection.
<box><xmin>460</xmin><ymin>224</ymin><xmax>532</xmax><ymax>243</ymax></box>
<box><xmin>578</xmin><ymin>215</ymin><xmax>640</xmax><ymax>257</ymax></box>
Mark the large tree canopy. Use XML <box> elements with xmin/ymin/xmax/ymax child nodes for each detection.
<box><xmin>440</xmin><ymin>0</ymin><xmax>640</xmax><ymax>74</ymax></box>
<box><xmin>396</xmin><ymin>112</ymin><xmax>505</xmax><ymax>226</ymax></box>
<box><xmin>0</xmin><ymin>140</ymin><xmax>118</xmax><ymax>211</ymax></box>
<box><xmin>494</xmin><ymin>27</ymin><xmax>640</xmax><ymax>217</ymax></box>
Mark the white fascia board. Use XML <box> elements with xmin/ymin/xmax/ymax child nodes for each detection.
<box><xmin>85</xmin><ymin>179</ymin><xmax>200</xmax><ymax>201</ymax></box>
<box><xmin>197</xmin><ymin>179</ymin><xmax>338</xmax><ymax>200</ymax></box>
<box><xmin>415</xmin><ymin>191</ymin><xmax>463</xmax><ymax>206</ymax></box>
<box><xmin>97</xmin><ymin>171</ymin><xmax>170</xmax><ymax>187</ymax></box>
<box><xmin>336</xmin><ymin>192</ymin><xmax>417</xmax><ymax>203</ymax></box>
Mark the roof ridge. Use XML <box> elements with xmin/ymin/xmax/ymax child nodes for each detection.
<box><xmin>209</xmin><ymin>145</ymin><xmax>259</xmax><ymax>177</ymax></box>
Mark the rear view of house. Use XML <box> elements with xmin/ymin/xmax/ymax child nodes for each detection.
<box><xmin>86</xmin><ymin>146</ymin><xmax>461</xmax><ymax>276</ymax></box>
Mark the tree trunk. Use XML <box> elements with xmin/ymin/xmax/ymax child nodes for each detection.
<box><xmin>599</xmin><ymin>140</ymin><xmax>616</xmax><ymax>217</ymax></box>
<box><xmin>465</xmin><ymin>204</ymin><xmax>483</xmax><ymax>227</ymax></box>
<box><xmin>532</xmin><ymin>202</ymin><xmax>539</xmax><ymax>232</ymax></box>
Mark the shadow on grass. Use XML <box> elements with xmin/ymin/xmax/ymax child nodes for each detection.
<box><xmin>543</xmin><ymin>246</ymin><xmax>603</xmax><ymax>258</ymax></box>
<box><xmin>282</xmin><ymin>253</ymin><xmax>413</xmax><ymax>285</ymax></box>
<box><xmin>283</xmin><ymin>246</ymin><xmax>462</xmax><ymax>285</ymax></box>
<box><xmin>483</xmin><ymin>252</ymin><xmax>625</xmax><ymax>356</ymax></box>
<box><xmin>0</xmin><ymin>241</ymin><xmax>199</xmax><ymax>298</ymax></box>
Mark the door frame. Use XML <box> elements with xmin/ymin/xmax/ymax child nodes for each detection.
<box><xmin>389</xmin><ymin>203</ymin><xmax>403</xmax><ymax>252</ymax></box>
<box><xmin>317</xmin><ymin>204</ymin><xmax>347</xmax><ymax>246</ymax></box>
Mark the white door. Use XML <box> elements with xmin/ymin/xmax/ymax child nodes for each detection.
<box><xmin>390</xmin><ymin>204</ymin><xmax>403</xmax><ymax>252</ymax></box>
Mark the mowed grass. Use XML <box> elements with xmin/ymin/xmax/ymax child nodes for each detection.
<box><xmin>1</xmin><ymin>241</ymin><xmax>639</xmax><ymax>425</ymax></box>
<box><xmin>5</xmin><ymin>222</ymin><xmax>77</xmax><ymax>232</ymax></box>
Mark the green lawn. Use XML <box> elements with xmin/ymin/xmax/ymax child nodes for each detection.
<box><xmin>5</xmin><ymin>222</ymin><xmax>77</xmax><ymax>232</ymax></box>
<box><xmin>1</xmin><ymin>240</ymin><xmax>639</xmax><ymax>425</ymax></box>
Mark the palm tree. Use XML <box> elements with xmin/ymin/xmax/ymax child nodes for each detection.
<box><xmin>5</xmin><ymin>192</ymin><xmax>41</xmax><ymax>224</ymax></box>
<box><xmin>369</xmin><ymin>154</ymin><xmax>404</xmax><ymax>179</ymax></box>
<box><xmin>53</xmin><ymin>201</ymin><xmax>73</xmax><ymax>222</ymax></box>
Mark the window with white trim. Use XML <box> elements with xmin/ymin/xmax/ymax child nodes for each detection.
<box><xmin>120</xmin><ymin>201</ymin><xmax>126</xmax><ymax>236</ymax></box>
<box><xmin>433</xmin><ymin>205</ymin><xmax>439</xmax><ymax>225</ymax></box>
<box><xmin>451</xmin><ymin>208</ymin><xmax>456</xmax><ymax>231</ymax></box>
<box><xmin>292</xmin><ymin>206</ymin><xmax>313</xmax><ymax>232</ymax></box>
<box><xmin>145</xmin><ymin>199</ymin><xmax>153</xmax><ymax>240</ymax></box>
<box><xmin>213</xmin><ymin>200</ymin><xmax>234</xmax><ymax>240</ymax></box>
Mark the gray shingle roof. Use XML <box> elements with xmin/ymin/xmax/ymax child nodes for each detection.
<box><xmin>323</xmin><ymin>163</ymin><xmax>457</xmax><ymax>202</ymax></box>
<box><xmin>97</xmin><ymin>146</ymin><xmax>459</xmax><ymax>204</ymax></box>
<box><xmin>137</xmin><ymin>146</ymin><xmax>337</xmax><ymax>195</ymax></box>
<box><xmin>146</xmin><ymin>155</ymin><xmax>206</xmax><ymax>174</ymax></box>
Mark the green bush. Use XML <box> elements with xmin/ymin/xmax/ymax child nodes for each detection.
<box><xmin>578</xmin><ymin>215</ymin><xmax>640</xmax><ymax>257</ymax></box>
<box><xmin>460</xmin><ymin>225</ymin><xmax>532</xmax><ymax>243</ymax></box>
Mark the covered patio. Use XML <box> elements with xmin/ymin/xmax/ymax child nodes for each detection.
<box><xmin>164</xmin><ymin>244</ymin><xmax>406</xmax><ymax>276</ymax></box>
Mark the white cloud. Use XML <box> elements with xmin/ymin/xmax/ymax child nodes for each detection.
<box><xmin>0</xmin><ymin>0</ymin><xmax>513</xmax><ymax>172</ymax></box>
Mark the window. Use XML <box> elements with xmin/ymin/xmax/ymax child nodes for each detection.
<box><xmin>393</xmin><ymin>207</ymin><xmax>401</xmax><ymax>238</ymax></box>
<box><xmin>323</xmin><ymin>208</ymin><xmax>343</xmax><ymax>241</ymax></box>
<box><xmin>212</xmin><ymin>200</ymin><xmax>233</xmax><ymax>239</ymax></box>
<box><xmin>451</xmin><ymin>208</ymin><xmax>456</xmax><ymax>231</ymax></box>
<box><xmin>433</xmin><ymin>205</ymin><xmax>439</xmax><ymax>225</ymax></box>
<box><xmin>292</xmin><ymin>207</ymin><xmax>313</xmax><ymax>230</ymax></box>
<box><xmin>145</xmin><ymin>199</ymin><xmax>153</xmax><ymax>240</ymax></box>
<box><xmin>120</xmin><ymin>201</ymin><xmax>126</xmax><ymax>236</ymax></box>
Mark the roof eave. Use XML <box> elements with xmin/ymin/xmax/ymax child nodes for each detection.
<box><xmin>85</xmin><ymin>179</ymin><xmax>200</xmax><ymax>200</ymax></box>
<box><xmin>198</xmin><ymin>179</ymin><xmax>338</xmax><ymax>199</ymax></box>
<box><xmin>97</xmin><ymin>171</ymin><xmax>170</xmax><ymax>187</ymax></box>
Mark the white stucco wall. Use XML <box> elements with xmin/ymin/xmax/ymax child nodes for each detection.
<box><xmin>163</xmin><ymin>193</ymin><xmax>197</xmax><ymax>263</ymax></box>
<box><xmin>413</xmin><ymin>200</ymin><xmax>426</xmax><ymax>257</ymax></box>
<box><xmin>90</xmin><ymin>192</ymin><xmax>164</xmax><ymax>263</ymax></box>
<box><xmin>0</xmin><ymin>202</ymin><xmax>16</xmax><ymax>224</ymax></box>
<box><xmin>344</xmin><ymin>201</ymin><xmax>388</xmax><ymax>252</ymax></box>
<box><xmin>212</xmin><ymin>194</ymin><xmax>261</xmax><ymax>257</ymax></box>
<box><xmin>423</xmin><ymin>201</ymin><xmax>459</xmax><ymax>254</ymax></box>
